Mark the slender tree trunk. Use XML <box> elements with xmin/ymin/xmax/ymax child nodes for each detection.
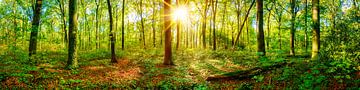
<box><xmin>212</xmin><ymin>0</ymin><xmax>218</xmax><ymax>50</ymax></box>
<box><xmin>107</xmin><ymin>0</ymin><xmax>117</xmax><ymax>63</ymax></box>
<box><xmin>67</xmin><ymin>0</ymin><xmax>78</xmax><ymax>69</ymax></box>
<box><xmin>121</xmin><ymin>0</ymin><xmax>125</xmax><ymax>50</ymax></box>
<box><xmin>233</xmin><ymin>0</ymin><xmax>255</xmax><ymax>48</ymax></box>
<box><xmin>29</xmin><ymin>0</ymin><xmax>43</xmax><ymax>58</ymax></box>
<box><xmin>202</xmin><ymin>0</ymin><xmax>208</xmax><ymax>48</ymax></box>
<box><xmin>163</xmin><ymin>0</ymin><xmax>174</xmax><ymax>65</ymax></box>
<box><xmin>176</xmin><ymin>0</ymin><xmax>180</xmax><ymax>50</ymax></box>
<box><xmin>257</xmin><ymin>0</ymin><xmax>265</xmax><ymax>56</ymax></box>
<box><xmin>311</xmin><ymin>0</ymin><xmax>320</xmax><ymax>60</ymax></box>
<box><xmin>57</xmin><ymin>0</ymin><xmax>68</xmax><ymax>45</ymax></box>
<box><xmin>290</xmin><ymin>0</ymin><xmax>296</xmax><ymax>56</ymax></box>
<box><xmin>221</xmin><ymin>1</ymin><xmax>227</xmax><ymax>49</ymax></box>
<box><xmin>140</xmin><ymin>0</ymin><xmax>146</xmax><ymax>49</ymax></box>
<box><xmin>95</xmin><ymin>0</ymin><xmax>100</xmax><ymax>49</ymax></box>
<box><xmin>304</xmin><ymin>0</ymin><xmax>308</xmax><ymax>53</ymax></box>
<box><xmin>13</xmin><ymin>2</ymin><xmax>17</xmax><ymax>46</ymax></box>
<box><xmin>266</xmin><ymin>2</ymin><xmax>273</xmax><ymax>50</ymax></box>
<box><xmin>152</xmin><ymin>0</ymin><xmax>156</xmax><ymax>48</ymax></box>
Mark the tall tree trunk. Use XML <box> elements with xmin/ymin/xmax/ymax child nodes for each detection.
<box><xmin>13</xmin><ymin>2</ymin><xmax>17</xmax><ymax>46</ymax></box>
<box><xmin>304</xmin><ymin>0</ymin><xmax>308</xmax><ymax>53</ymax></box>
<box><xmin>176</xmin><ymin>0</ymin><xmax>180</xmax><ymax>50</ymax></box>
<box><xmin>95</xmin><ymin>0</ymin><xmax>100</xmax><ymax>49</ymax></box>
<box><xmin>233</xmin><ymin>0</ymin><xmax>255</xmax><ymax>48</ymax></box>
<box><xmin>266</xmin><ymin>2</ymin><xmax>273</xmax><ymax>50</ymax></box>
<box><xmin>311</xmin><ymin>0</ymin><xmax>320</xmax><ymax>60</ymax></box>
<box><xmin>202</xmin><ymin>0</ymin><xmax>208</xmax><ymax>48</ymax></box>
<box><xmin>29</xmin><ymin>0</ymin><xmax>43</xmax><ymax>58</ymax></box>
<box><xmin>121</xmin><ymin>0</ymin><xmax>125</xmax><ymax>50</ymax></box>
<box><xmin>152</xmin><ymin>0</ymin><xmax>156</xmax><ymax>48</ymax></box>
<box><xmin>140</xmin><ymin>0</ymin><xmax>146</xmax><ymax>49</ymax></box>
<box><xmin>212</xmin><ymin>0</ymin><xmax>218</xmax><ymax>50</ymax></box>
<box><xmin>163</xmin><ymin>0</ymin><xmax>174</xmax><ymax>65</ymax></box>
<box><xmin>57</xmin><ymin>0</ymin><xmax>68</xmax><ymax>45</ymax></box>
<box><xmin>67</xmin><ymin>0</ymin><xmax>78</xmax><ymax>69</ymax></box>
<box><xmin>221</xmin><ymin>1</ymin><xmax>227</xmax><ymax>49</ymax></box>
<box><xmin>107</xmin><ymin>0</ymin><xmax>117</xmax><ymax>63</ymax></box>
<box><xmin>257</xmin><ymin>0</ymin><xmax>265</xmax><ymax>56</ymax></box>
<box><xmin>290</xmin><ymin>0</ymin><xmax>296</xmax><ymax>56</ymax></box>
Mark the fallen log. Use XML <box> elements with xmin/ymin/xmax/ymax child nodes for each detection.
<box><xmin>206</xmin><ymin>62</ymin><xmax>293</xmax><ymax>81</ymax></box>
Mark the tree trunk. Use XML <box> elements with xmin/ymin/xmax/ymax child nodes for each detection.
<box><xmin>121</xmin><ymin>0</ymin><xmax>126</xmax><ymax>50</ymax></box>
<box><xmin>67</xmin><ymin>0</ymin><xmax>78</xmax><ymax>69</ymax></box>
<box><xmin>176</xmin><ymin>0</ymin><xmax>180</xmax><ymax>50</ymax></box>
<box><xmin>221</xmin><ymin>1</ymin><xmax>227</xmax><ymax>49</ymax></box>
<box><xmin>163</xmin><ymin>0</ymin><xmax>174</xmax><ymax>65</ymax></box>
<box><xmin>202</xmin><ymin>0</ymin><xmax>208</xmax><ymax>48</ymax></box>
<box><xmin>57</xmin><ymin>0</ymin><xmax>68</xmax><ymax>45</ymax></box>
<box><xmin>95</xmin><ymin>0</ymin><xmax>100</xmax><ymax>49</ymax></box>
<box><xmin>107</xmin><ymin>0</ymin><xmax>117</xmax><ymax>63</ymax></box>
<box><xmin>290</xmin><ymin>0</ymin><xmax>296</xmax><ymax>56</ymax></box>
<box><xmin>152</xmin><ymin>0</ymin><xmax>156</xmax><ymax>48</ymax></box>
<box><xmin>311</xmin><ymin>0</ymin><xmax>320</xmax><ymax>60</ymax></box>
<box><xmin>140</xmin><ymin>0</ymin><xmax>146</xmax><ymax>49</ymax></box>
<box><xmin>212</xmin><ymin>0</ymin><xmax>218</xmax><ymax>50</ymax></box>
<box><xmin>256</xmin><ymin>0</ymin><xmax>265</xmax><ymax>56</ymax></box>
<box><xmin>304</xmin><ymin>0</ymin><xmax>308</xmax><ymax>53</ymax></box>
<box><xmin>29</xmin><ymin>0</ymin><xmax>43</xmax><ymax>58</ymax></box>
<box><xmin>233</xmin><ymin>0</ymin><xmax>255</xmax><ymax>48</ymax></box>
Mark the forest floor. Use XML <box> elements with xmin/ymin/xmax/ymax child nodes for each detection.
<box><xmin>0</xmin><ymin>48</ymin><xmax>359</xmax><ymax>89</ymax></box>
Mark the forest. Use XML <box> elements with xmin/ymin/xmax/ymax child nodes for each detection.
<box><xmin>0</xmin><ymin>0</ymin><xmax>359</xmax><ymax>89</ymax></box>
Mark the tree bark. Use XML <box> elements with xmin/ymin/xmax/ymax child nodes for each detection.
<box><xmin>67</xmin><ymin>0</ymin><xmax>78</xmax><ymax>69</ymax></box>
<box><xmin>121</xmin><ymin>0</ymin><xmax>126</xmax><ymax>50</ymax></box>
<box><xmin>107</xmin><ymin>0</ymin><xmax>117</xmax><ymax>63</ymax></box>
<box><xmin>29</xmin><ymin>0</ymin><xmax>43</xmax><ymax>58</ymax></box>
<box><xmin>211</xmin><ymin>0</ymin><xmax>218</xmax><ymax>50</ymax></box>
<box><xmin>152</xmin><ymin>0</ymin><xmax>156</xmax><ymax>48</ymax></box>
<box><xmin>176</xmin><ymin>0</ymin><xmax>180</xmax><ymax>50</ymax></box>
<box><xmin>140</xmin><ymin>0</ymin><xmax>146</xmax><ymax>49</ymax></box>
<box><xmin>95</xmin><ymin>0</ymin><xmax>100</xmax><ymax>49</ymax></box>
<box><xmin>202</xmin><ymin>0</ymin><xmax>208</xmax><ymax>49</ymax></box>
<box><xmin>233</xmin><ymin>0</ymin><xmax>255</xmax><ymax>48</ymax></box>
<box><xmin>304</xmin><ymin>0</ymin><xmax>308</xmax><ymax>53</ymax></box>
<box><xmin>57</xmin><ymin>0</ymin><xmax>68</xmax><ymax>45</ymax></box>
<box><xmin>311</xmin><ymin>0</ymin><xmax>320</xmax><ymax>60</ymax></box>
<box><xmin>257</xmin><ymin>0</ymin><xmax>265</xmax><ymax>56</ymax></box>
<box><xmin>290</xmin><ymin>0</ymin><xmax>296</xmax><ymax>56</ymax></box>
<box><xmin>163</xmin><ymin>0</ymin><xmax>174</xmax><ymax>65</ymax></box>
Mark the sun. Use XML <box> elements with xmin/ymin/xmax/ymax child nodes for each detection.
<box><xmin>173</xmin><ymin>6</ymin><xmax>188</xmax><ymax>21</ymax></box>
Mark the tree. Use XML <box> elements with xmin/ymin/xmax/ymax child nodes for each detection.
<box><xmin>67</xmin><ymin>0</ymin><xmax>78</xmax><ymax>69</ymax></box>
<box><xmin>121</xmin><ymin>0</ymin><xmax>125</xmax><ymax>50</ymax></box>
<box><xmin>290</xmin><ymin>0</ymin><xmax>296</xmax><ymax>56</ymax></box>
<box><xmin>28</xmin><ymin>0</ymin><xmax>43</xmax><ymax>58</ymax></box>
<box><xmin>201</xmin><ymin>0</ymin><xmax>209</xmax><ymax>48</ymax></box>
<box><xmin>274</xmin><ymin>0</ymin><xmax>283</xmax><ymax>50</ymax></box>
<box><xmin>152</xmin><ymin>0</ymin><xmax>156</xmax><ymax>48</ymax></box>
<box><xmin>139</xmin><ymin>0</ymin><xmax>146</xmax><ymax>49</ymax></box>
<box><xmin>95</xmin><ymin>0</ymin><xmax>100</xmax><ymax>49</ymax></box>
<box><xmin>233</xmin><ymin>0</ymin><xmax>255</xmax><ymax>49</ymax></box>
<box><xmin>211</xmin><ymin>0</ymin><xmax>218</xmax><ymax>50</ymax></box>
<box><xmin>163</xmin><ymin>0</ymin><xmax>174</xmax><ymax>65</ymax></box>
<box><xmin>311</xmin><ymin>0</ymin><xmax>320</xmax><ymax>59</ymax></box>
<box><xmin>257</xmin><ymin>0</ymin><xmax>265</xmax><ymax>56</ymax></box>
<box><xmin>56</xmin><ymin>0</ymin><xmax>68</xmax><ymax>44</ymax></box>
<box><xmin>304</xmin><ymin>0</ymin><xmax>308</xmax><ymax>53</ymax></box>
<box><xmin>107</xmin><ymin>0</ymin><xmax>117</xmax><ymax>63</ymax></box>
<box><xmin>176</xmin><ymin>0</ymin><xmax>180</xmax><ymax>50</ymax></box>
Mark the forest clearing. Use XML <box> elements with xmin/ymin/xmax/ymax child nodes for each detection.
<box><xmin>0</xmin><ymin>0</ymin><xmax>359</xmax><ymax>89</ymax></box>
